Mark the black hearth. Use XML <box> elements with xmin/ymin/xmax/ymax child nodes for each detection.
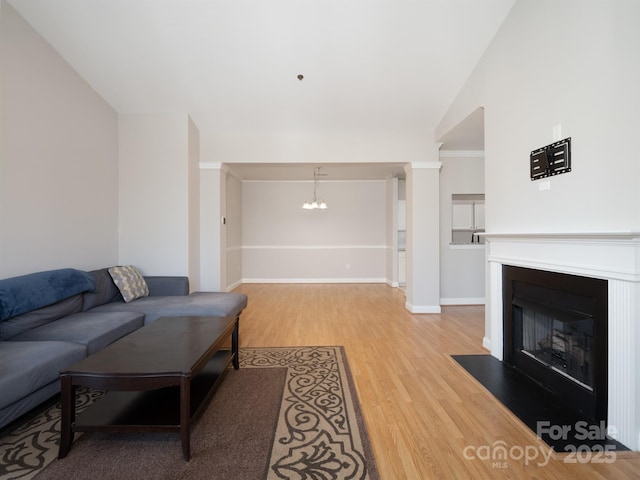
<box><xmin>503</xmin><ymin>266</ymin><xmax>608</xmax><ymax>424</ymax></box>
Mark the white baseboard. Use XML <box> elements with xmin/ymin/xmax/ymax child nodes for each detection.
<box><xmin>405</xmin><ymin>302</ymin><xmax>441</xmax><ymax>314</ymax></box>
<box><xmin>482</xmin><ymin>336</ymin><xmax>492</xmax><ymax>352</ymax></box>
<box><xmin>241</xmin><ymin>277</ymin><xmax>388</xmax><ymax>284</ymax></box>
<box><xmin>226</xmin><ymin>279</ymin><xmax>242</xmax><ymax>292</ymax></box>
<box><xmin>440</xmin><ymin>297</ymin><xmax>485</xmax><ymax>305</ymax></box>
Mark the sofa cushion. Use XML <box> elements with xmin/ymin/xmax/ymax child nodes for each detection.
<box><xmin>82</xmin><ymin>268</ymin><xmax>123</xmax><ymax>311</ymax></box>
<box><xmin>144</xmin><ymin>276</ymin><xmax>189</xmax><ymax>297</ymax></box>
<box><xmin>108</xmin><ymin>266</ymin><xmax>149</xmax><ymax>303</ymax></box>
<box><xmin>88</xmin><ymin>292</ymin><xmax>248</xmax><ymax>325</ymax></box>
<box><xmin>0</xmin><ymin>294</ymin><xmax>83</xmax><ymax>340</ymax></box>
<box><xmin>0</xmin><ymin>341</ymin><xmax>86</xmax><ymax>410</ymax></box>
<box><xmin>0</xmin><ymin>377</ymin><xmax>61</xmax><ymax>430</ymax></box>
<box><xmin>0</xmin><ymin>268</ymin><xmax>95</xmax><ymax>321</ymax></box>
<box><xmin>11</xmin><ymin>311</ymin><xmax>145</xmax><ymax>355</ymax></box>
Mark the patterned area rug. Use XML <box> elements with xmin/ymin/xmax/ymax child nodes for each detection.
<box><xmin>0</xmin><ymin>389</ymin><xmax>103</xmax><ymax>480</ymax></box>
<box><xmin>0</xmin><ymin>346</ymin><xmax>379</xmax><ymax>480</ymax></box>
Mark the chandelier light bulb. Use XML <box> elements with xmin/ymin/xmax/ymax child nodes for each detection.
<box><xmin>302</xmin><ymin>167</ymin><xmax>328</xmax><ymax>210</ymax></box>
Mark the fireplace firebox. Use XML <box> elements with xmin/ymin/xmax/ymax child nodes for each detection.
<box><xmin>503</xmin><ymin>266</ymin><xmax>608</xmax><ymax>424</ymax></box>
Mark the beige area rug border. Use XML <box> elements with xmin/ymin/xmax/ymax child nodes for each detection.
<box><xmin>242</xmin><ymin>346</ymin><xmax>379</xmax><ymax>480</ymax></box>
<box><xmin>0</xmin><ymin>346</ymin><xmax>379</xmax><ymax>480</ymax></box>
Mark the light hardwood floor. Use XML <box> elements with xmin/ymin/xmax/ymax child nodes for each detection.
<box><xmin>234</xmin><ymin>283</ymin><xmax>640</xmax><ymax>480</ymax></box>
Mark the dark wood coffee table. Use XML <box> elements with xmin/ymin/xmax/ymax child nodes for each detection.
<box><xmin>58</xmin><ymin>315</ymin><xmax>239</xmax><ymax>461</ymax></box>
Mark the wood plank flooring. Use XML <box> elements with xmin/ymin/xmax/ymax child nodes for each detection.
<box><xmin>233</xmin><ymin>283</ymin><xmax>640</xmax><ymax>479</ymax></box>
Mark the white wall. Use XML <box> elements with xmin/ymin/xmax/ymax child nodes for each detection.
<box><xmin>118</xmin><ymin>114</ymin><xmax>190</xmax><ymax>276</ymax></box>
<box><xmin>242</xmin><ymin>180</ymin><xmax>387</xmax><ymax>282</ymax></box>
<box><xmin>438</xmin><ymin>0</ymin><xmax>640</xmax><ymax>235</ymax></box>
<box><xmin>200</xmin><ymin>131</ymin><xmax>432</xmax><ymax>165</ymax></box>
<box><xmin>225</xmin><ymin>173</ymin><xmax>243</xmax><ymax>289</ymax></box>
<box><xmin>0</xmin><ymin>1</ymin><xmax>118</xmax><ymax>278</ymax></box>
<box><xmin>439</xmin><ymin>153</ymin><xmax>485</xmax><ymax>304</ymax></box>
<box><xmin>188</xmin><ymin>116</ymin><xmax>201</xmax><ymax>290</ymax></box>
<box><xmin>438</xmin><ymin>0</ymin><xmax>640</xmax><ymax>355</ymax></box>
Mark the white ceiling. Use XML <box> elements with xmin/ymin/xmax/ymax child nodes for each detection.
<box><xmin>8</xmin><ymin>0</ymin><xmax>512</xmax><ymax>179</ymax></box>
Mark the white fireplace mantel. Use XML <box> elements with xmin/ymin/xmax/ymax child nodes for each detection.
<box><xmin>483</xmin><ymin>232</ymin><xmax>640</xmax><ymax>450</ymax></box>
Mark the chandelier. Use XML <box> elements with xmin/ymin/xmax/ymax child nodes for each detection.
<box><xmin>302</xmin><ymin>167</ymin><xmax>328</xmax><ymax>210</ymax></box>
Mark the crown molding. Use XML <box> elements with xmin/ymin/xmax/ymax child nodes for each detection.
<box><xmin>199</xmin><ymin>162</ymin><xmax>222</xmax><ymax>170</ymax></box>
<box><xmin>404</xmin><ymin>161</ymin><xmax>442</xmax><ymax>173</ymax></box>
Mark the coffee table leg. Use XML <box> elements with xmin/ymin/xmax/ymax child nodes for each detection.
<box><xmin>58</xmin><ymin>376</ymin><xmax>75</xmax><ymax>459</ymax></box>
<box><xmin>180</xmin><ymin>377</ymin><xmax>191</xmax><ymax>461</ymax></box>
<box><xmin>232</xmin><ymin>318</ymin><xmax>239</xmax><ymax>370</ymax></box>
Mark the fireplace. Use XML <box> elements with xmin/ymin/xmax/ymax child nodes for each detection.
<box><xmin>503</xmin><ymin>266</ymin><xmax>608</xmax><ymax>424</ymax></box>
<box><xmin>485</xmin><ymin>233</ymin><xmax>640</xmax><ymax>450</ymax></box>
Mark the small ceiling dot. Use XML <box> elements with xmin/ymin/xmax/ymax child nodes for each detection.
<box><xmin>297</xmin><ymin>74</ymin><xmax>304</xmax><ymax>81</ymax></box>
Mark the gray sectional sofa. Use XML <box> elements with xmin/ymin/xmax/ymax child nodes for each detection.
<box><xmin>0</xmin><ymin>267</ymin><xmax>247</xmax><ymax>429</ymax></box>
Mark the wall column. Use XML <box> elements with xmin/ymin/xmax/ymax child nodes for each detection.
<box><xmin>187</xmin><ymin>117</ymin><xmax>201</xmax><ymax>291</ymax></box>
<box><xmin>199</xmin><ymin>163</ymin><xmax>225</xmax><ymax>291</ymax></box>
<box><xmin>404</xmin><ymin>148</ymin><xmax>442</xmax><ymax>313</ymax></box>
<box><xmin>386</xmin><ymin>177</ymin><xmax>399</xmax><ymax>287</ymax></box>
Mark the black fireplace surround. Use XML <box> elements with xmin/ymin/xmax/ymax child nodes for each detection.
<box><xmin>503</xmin><ymin>266</ymin><xmax>608</xmax><ymax>424</ymax></box>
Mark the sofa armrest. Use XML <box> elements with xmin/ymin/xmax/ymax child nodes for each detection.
<box><xmin>143</xmin><ymin>276</ymin><xmax>189</xmax><ymax>297</ymax></box>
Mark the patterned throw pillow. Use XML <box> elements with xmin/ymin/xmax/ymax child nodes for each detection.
<box><xmin>107</xmin><ymin>265</ymin><xmax>149</xmax><ymax>303</ymax></box>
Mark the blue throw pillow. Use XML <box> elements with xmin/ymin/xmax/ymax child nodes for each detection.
<box><xmin>0</xmin><ymin>268</ymin><xmax>96</xmax><ymax>321</ymax></box>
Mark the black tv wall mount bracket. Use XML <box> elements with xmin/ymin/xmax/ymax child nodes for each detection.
<box><xmin>530</xmin><ymin>137</ymin><xmax>571</xmax><ymax>180</ymax></box>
